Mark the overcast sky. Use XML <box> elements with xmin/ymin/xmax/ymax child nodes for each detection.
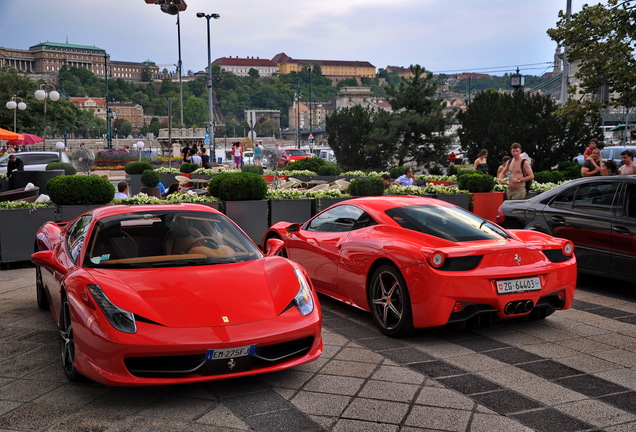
<box><xmin>1</xmin><ymin>0</ymin><xmax>588</xmax><ymax>77</ymax></box>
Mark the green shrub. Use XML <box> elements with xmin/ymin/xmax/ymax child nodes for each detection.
<box><xmin>534</xmin><ymin>170</ymin><xmax>565</xmax><ymax>184</ymax></box>
<box><xmin>124</xmin><ymin>161</ymin><xmax>153</xmax><ymax>174</ymax></box>
<box><xmin>317</xmin><ymin>164</ymin><xmax>342</xmax><ymax>176</ymax></box>
<box><xmin>281</xmin><ymin>157</ymin><xmax>326</xmax><ymax>172</ymax></box>
<box><xmin>47</xmin><ymin>175</ymin><xmax>115</xmax><ymax>205</ymax></box>
<box><xmin>349</xmin><ymin>177</ymin><xmax>385</xmax><ymax>196</ymax></box>
<box><xmin>208</xmin><ymin>172</ymin><xmax>268</xmax><ymax>201</ymax></box>
<box><xmin>448</xmin><ymin>165</ymin><xmax>459</xmax><ymax>176</ymax></box>
<box><xmin>242</xmin><ymin>164</ymin><xmax>264</xmax><ymax>175</ymax></box>
<box><xmin>180</xmin><ymin>162</ymin><xmax>200</xmax><ymax>174</ymax></box>
<box><xmin>557</xmin><ymin>161</ymin><xmax>581</xmax><ymax>180</ymax></box>
<box><xmin>457</xmin><ymin>173</ymin><xmax>495</xmax><ymax>192</ymax></box>
<box><xmin>46</xmin><ymin>162</ymin><xmax>77</xmax><ymax>175</ymax></box>
<box><xmin>140</xmin><ymin>169</ymin><xmax>160</xmax><ymax>188</ymax></box>
<box><xmin>428</xmin><ymin>165</ymin><xmax>443</xmax><ymax>175</ymax></box>
<box><xmin>389</xmin><ymin>166</ymin><xmax>407</xmax><ymax>179</ymax></box>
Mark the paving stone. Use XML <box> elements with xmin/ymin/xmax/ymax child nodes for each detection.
<box><xmin>409</xmin><ymin>360</ymin><xmax>467</xmax><ymax>378</ymax></box>
<box><xmin>414</xmin><ymin>386</ymin><xmax>475</xmax><ymax>411</ymax></box>
<box><xmin>437</xmin><ymin>374</ymin><xmax>502</xmax><ymax>395</ymax></box>
<box><xmin>357</xmin><ymin>379</ymin><xmax>419</xmax><ymax>403</ymax></box>
<box><xmin>332</xmin><ymin>418</ymin><xmax>398</xmax><ymax>432</ymax></box>
<box><xmin>404</xmin><ymin>405</ymin><xmax>471</xmax><ymax>432</ymax></box>
<box><xmin>320</xmin><ymin>359</ymin><xmax>377</xmax><ymax>378</ymax></box>
<box><xmin>555</xmin><ymin>374</ymin><xmax>629</xmax><ymax>397</ymax></box>
<box><xmin>291</xmin><ymin>390</ymin><xmax>351</xmax><ymax>417</ymax></box>
<box><xmin>511</xmin><ymin>407</ymin><xmax>594</xmax><ymax>432</ymax></box>
<box><xmin>451</xmin><ymin>336</ymin><xmax>510</xmax><ymax>352</ymax></box>
<box><xmin>516</xmin><ymin>359</ymin><xmax>582</xmax><ymax>380</ymax></box>
<box><xmin>342</xmin><ymin>398</ymin><xmax>409</xmax><ymax>424</ymax></box>
<box><xmin>557</xmin><ymin>399</ymin><xmax>636</xmax><ymax>428</ymax></box>
<box><xmin>196</xmin><ymin>403</ymin><xmax>250</xmax><ymax>429</ymax></box>
<box><xmin>303</xmin><ymin>374</ymin><xmax>365</xmax><ymax>396</ymax></box>
<box><xmin>247</xmin><ymin>408</ymin><xmax>322</xmax><ymax>432</ymax></box>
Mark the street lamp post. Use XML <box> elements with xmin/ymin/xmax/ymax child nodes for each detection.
<box><xmin>197</xmin><ymin>12</ymin><xmax>220</xmax><ymax>163</ymax></box>
<box><xmin>34</xmin><ymin>83</ymin><xmax>60</xmax><ymax>146</ymax></box>
<box><xmin>308</xmin><ymin>66</ymin><xmax>313</xmax><ymax>154</ymax></box>
<box><xmin>6</xmin><ymin>96</ymin><xmax>27</xmax><ymax>133</ymax></box>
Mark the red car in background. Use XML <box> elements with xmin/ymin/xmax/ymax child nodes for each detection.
<box><xmin>32</xmin><ymin>204</ymin><xmax>322</xmax><ymax>386</ymax></box>
<box><xmin>279</xmin><ymin>148</ymin><xmax>311</xmax><ymax>167</ymax></box>
<box><xmin>264</xmin><ymin>196</ymin><xmax>577</xmax><ymax>337</ymax></box>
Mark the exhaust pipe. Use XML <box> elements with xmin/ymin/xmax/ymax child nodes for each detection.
<box><xmin>504</xmin><ymin>300</ymin><xmax>534</xmax><ymax>315</ymax></box>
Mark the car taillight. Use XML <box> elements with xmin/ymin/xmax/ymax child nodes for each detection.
<box><xmin>428</xmin><ymin>251</ymin><xmax>446</xmax><ymax>268</ymax></box>
<box><xmin>496</xmin><ymin>206</ymin><xmax>505</xmax><ymax>222</ymax></box>
<box><xmin>562</xmin><ymin>240</ymin><xmax>574</xmax><ymax>256</ymax></box>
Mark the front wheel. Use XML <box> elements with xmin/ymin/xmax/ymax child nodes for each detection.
<box><xmin>35</xmin><ymin>265</ymin><xmax>49</xmax><ymax>310</ymax></box>
<box><xmin>368</xmin><ymin>265</ymin><xmax>413</xmax><ymax>337</ymax></box>
<box><xmin>59</xmin><ymin>297</ymin><xmax>84</xmax><ymax>382</ymax></box>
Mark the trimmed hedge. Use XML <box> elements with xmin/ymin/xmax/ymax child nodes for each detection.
<box><xmin>242</xmin><ymin>164</ymin><xmax>264</xmax><ymax>175</ymax></box>
<box><xmin>317</xmin><ymin>163</ymin><xmax>342</xmax><ymax>176</ymax></box>
<box><xmin>141</xmin><ymin>169</ymin><xmax>160</xmax><ymax>188</ymax></box>
<box><xmin>349</xmin><ymin>177</ymin><xmax>385</xmax><ymax>196</ymax></box>
<box><xmin>208</xmin><ymin>172</ymin><xmax>268</xmax><ymax>201</ymax></box>
<box><xmin>46</xmin><ymin>162</ymin><xmax>77</xmax><ymax>175</ymax></box>
<box><xmin>534</xmin><ymin>170</ymin><xmax>565</xmax><ymax>184</ymax></box>
<box><xmin>389</xmin><ymin>166</ymin><xmax>407</xmax><ymax>179</ymax></box>
<box><xmin>124</xmin><ymin>161</ymin><xmax>153</xmax><ymax>174</ymax></box>
<box><xmin>457</xmin><ymin>172</ymin><xmax>496</xmax><ymax>192</ymax></box>
<box><xmin>180</xmin><ymin>162</ymin><xmax>200</xmax><ymax>173</ymax></box>
<box><xmin>47</xmin><ymin>175</ymin><xmax>115</xmax><ymax>205</ymax></box>
<box><xmin>281</xmin><ymin>157</ymin><xmax>326</xmax><ymax>172</ymax></box>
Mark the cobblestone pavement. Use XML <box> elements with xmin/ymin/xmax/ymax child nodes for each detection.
<box><xmin>1</xmin><ymin>267</ymin><xmax>636</xmax><ymax>431</ymax></box>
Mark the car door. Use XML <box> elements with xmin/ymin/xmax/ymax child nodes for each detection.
<box><xmin>610</xmin><ymin>181</ymin><xmax>636</xmax><ymax>279</ymax></box>
<box><xmin>541</xmin><ymin>180</ymin><xmax>619</xmax><ymax>274</ymax></box>
<box><xmin>286</xmin><ymin>205</ymin><xmax>365</xmax><ymax>292</ymax></box>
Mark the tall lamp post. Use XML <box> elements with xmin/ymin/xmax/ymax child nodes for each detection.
<box><xmin>34</xmin><ymin>83</ymin><xmax>60</xmax><ymax>146</ymax></box>
<box><xmin>308</xmin><ymin>66</ymin><xmax>313</xmax><ymax>154</ymax></box>
<box><xmin>6</xmin><ymin>96</ymin><xmax>27</xmax><ymax>132</ymax></box>
<box><xmin>197</xmin><ymin>12</ymin><xmax>220</xmax><ymax>162</ymax></box>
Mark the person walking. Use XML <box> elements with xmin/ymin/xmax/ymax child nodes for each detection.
<box><xmin>497</xmin><ymin>143</ymin><xmax>534</xmax><ymax>200</ymax></box>
<box><xmin>473</xmin><ymin>149</ymin><xmax>489</xmax><ymax>173</ymax></box>
<box><xmin>254</xmin><ymin>141</ymin><xmax>263</xmax><ymax>167</ymax></box>
<box><xmin>200</xmin><ymin>147</ymin><xmax>211</xmax><ymax>169</ymax></box>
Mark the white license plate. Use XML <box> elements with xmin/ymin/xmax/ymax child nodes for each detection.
<box><xmin>205</xmin><ymin>344</ymin><xmax>256</xmax><ymax>360</ymax></box>
<box><xmin>496</xmin><ymin>277</ymin><xmax>541</xmax><ymax>294</ymax></box>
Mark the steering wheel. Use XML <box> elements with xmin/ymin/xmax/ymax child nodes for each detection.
<box><xmin>188</xmin><ymin>236</ymin><xmax>220</xmax><ymax>250</ymax></box>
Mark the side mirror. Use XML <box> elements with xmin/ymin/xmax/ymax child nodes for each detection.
<box><xmin>32</xmin><ymin>250</ymin><xmax>68</xmax><ymax>276</ymax></box>
<box><xmin>287</xmin><ymin>223</ymin><xmax>300</xmax><ymax>233</ymax></box>
<box><xmin>265</xmin><ymin>238</ymin><xmax>285</xmax><ymax>256</ymax></box>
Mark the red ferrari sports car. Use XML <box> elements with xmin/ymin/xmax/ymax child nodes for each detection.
<box><xmin>263</xmin><ymin>196</ymin><xmax>577</xmax><ymax>337</ymax></box>
<box><xmin>32</xmin><ymin>203</ymin><xmax>322</xmax><ymax>386</ymax></box>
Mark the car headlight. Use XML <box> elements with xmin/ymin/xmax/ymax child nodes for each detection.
<box><xmin>293</xmin><ymin>269</ymin><xmax>314</xmax><ymax>316</ymax></box>
<box><xmin>87</xmin><ymin>284</ymin><xmax>137</xmax><ymax>334</ymax></box>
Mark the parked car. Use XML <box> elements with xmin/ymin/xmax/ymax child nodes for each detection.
<box><xmin>496</xmin><ymin>176</ymin><xmax>636</xmax><ymax>282</ymax></box>
<box><xmin>279</xmin><ymin>148</ymin><xmax>311</xmax><ymax>167</ymax></box>
<box><xmin>32</xmin><ymin>204</ymin><xmax>322</xmax><ymax>385</ymax></box>
<box><xmin>574</xmin><ymin>145</ymin><xmax>636</xmax><ymax>165</ymax></box>
<box><xmin>263</xmin><ymin>196</ymin><xmax>576</xmax><ymax>337</ymax></box>
<box><xmin>0</xmin><ymin>151</ymin><xmax>70</xmax><ymax>173</ymax></box>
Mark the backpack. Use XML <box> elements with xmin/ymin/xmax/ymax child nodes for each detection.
<box><xmin>521</xmin><ymin>158</ymin><xmax>532</xmax><ymax>193</ymax></box>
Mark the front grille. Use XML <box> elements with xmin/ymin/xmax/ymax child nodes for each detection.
<box><xmin>124</xmin><ymin>337</ymin><xmax>314</xmax><ymax>378</ymax></box>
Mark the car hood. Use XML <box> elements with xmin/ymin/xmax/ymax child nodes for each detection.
<box><xmin>88</xmin><ymin>257</ymin><xmax>302</xmax><ymax>328</ymax></box>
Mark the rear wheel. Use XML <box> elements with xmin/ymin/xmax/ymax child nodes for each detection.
<box><xmin>35</xmin><ymin>265</ymin><xmax>49</xmax><ymax>310</ymax></box>
<box><xmin>59</xmin><ymin>297</ymin><xmax>84</xmax><ymax>382</ymax></box>
<box><xmin>368</xmin><ymin>265</ymin><xmax>413</xmax><ymax>337</ymax></box>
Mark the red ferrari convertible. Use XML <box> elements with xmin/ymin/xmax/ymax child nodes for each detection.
<box><xmin>32</xmin><ymin>204</ymin><xmax>322</xmax><ymax>386</ymax></box>
<box><xmin>263</xmin><ymin>196</ymin><xmax>577</xmax><ymax>337</ymax></box>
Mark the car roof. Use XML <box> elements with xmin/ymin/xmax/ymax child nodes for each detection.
<box><xmin>331</xmin><ymin>196</ymin><xmax>446</xmax><ymax>213</ymax></box>
<box><xmin>85</xmin><ymin>203</ymin><xmax>222</xmax><ymax>221</ymax></box>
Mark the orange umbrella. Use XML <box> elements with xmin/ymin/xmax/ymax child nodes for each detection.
<box><xmin>0</xmin><ymin>128</ymin><xmax>24</xmax><ymax>141</ymax></box>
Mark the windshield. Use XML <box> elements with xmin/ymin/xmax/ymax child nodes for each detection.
<box><xmin>385</xmin><ymin>204</ymin><xmax>510</xmax><ymax>242</ymax></box>
<box><xmin>84</xmin><ymin>210</ymin><xmax>263</xmax><ymax>268</ymax></box>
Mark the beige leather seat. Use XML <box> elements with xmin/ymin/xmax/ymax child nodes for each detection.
<box><xmin>163</xmin><ymin>226</ymin><xmax>203</xmax><ymax>255</ymax></box>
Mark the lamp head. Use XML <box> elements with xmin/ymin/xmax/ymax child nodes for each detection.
<box><xmin>34</xmin><ymin>89</ymin><xmax>46</xmax><ymax>101</ymax></box>
<box><xmin>6</xmin><ymin>100</ymin><xmax>17</xmax><ymax>110</ymax></box>
<box><xmin>49</xmin><ymin>90</ymin><xmax>60</xmax><ymax>102</ymax></box>
<box><xmin>160</xmin><ymin>2</ymin><xmax>178</xmax><ymax>14</ymax></box>
<box><xmin>55</xmin><ymin>142</ymin><xmax>65</xmax><ymax>150</ymax></box>
<box><xmin>211</xmin><ymin>13</ymin><xmax>220</xmax><ymax>19</ymax></box>
<box><xmin>196</xmin><ymin>12</ymin><xmax>205</xmax><ymax>17</ymax></box>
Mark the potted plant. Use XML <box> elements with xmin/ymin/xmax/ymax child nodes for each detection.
<box><xmin>209</xmin><ymin>172</ymin><xmax>269</xmax><ymax>245</ymax></box>
<box><xmin>125</xmin><ymin>161</ymin><xmax>153</xmax><ymax>195</ymax></box>
<box><xmin>47</xmin><ymin>174</ymin><xmax>115</xmax><ymax>222</ymax></box>
<box><xmin>349</xmin><ymin>177</ymin><xmax>385</xmax><ymax>197</ymax></box>
<box><xmin>140</xmin><ymin>169</ymin><xmax>162</xmax><ymax>199</ymax></box>
<box><xmin>458</xmin><ymin>173</ymin><xmax>502</xmax><ymax>220</ymax></box>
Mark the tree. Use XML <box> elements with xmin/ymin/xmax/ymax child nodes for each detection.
<box><xmin>457</xmin><ymin>89</ymin><xmax>599</xmax><ymax>173</ymax></box>
<box><xmin>248</xmin><ymin>68</ymin><xmax>260</xmax><ymax>79</ymax></box>
<box><xmin>548</xmin><ymin>1</ymin><xmax>636</xmax><ymax>110</ymax></box>
<box><xmin>326</xmin><ymin>106</ymin><xmax>375</xmax><ymax>170</ymax></box>
<box><xmin>381</xmin><ymin>65</ymin><xmax>452</xmax><ymax>167</ymax></box>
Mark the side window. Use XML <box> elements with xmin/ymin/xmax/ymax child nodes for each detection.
<box><xmin>625</xmin><ymin>184</ymin><xmax>636</xmax><ymax>219</ymax></box>
<box><xmin>550</xmin><ymin>186</ymin><xmax>576</xmax><ymax>209</ymax></box>
<box><xmin>66</xmin><ymin>215</ymin><xmax>92</xmax><ymax>263</ymax></box>
<box><xmin>306</xmin><ymin>205</ymin><xmax>365</xmax><ymax>233</ymax></box>
<box><xmin>571</xmin><ymin>182</ymin><xmax>619</xmax><ymax>216</ymax></box>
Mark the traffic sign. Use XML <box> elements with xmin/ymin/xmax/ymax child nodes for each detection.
<box><xmin>308</xmin><ymin>133</ymin><xmax>314</xmax><ymax>140</ymax></box>
<box><xmin>204</xmin><ymin>138</ymin><xmax>210</xmax><ymax>145</ymax></box>
<box><xmin>204</xmin><ymin>132</ymin><xmax>210</xmax><ymax>139</ymax></box>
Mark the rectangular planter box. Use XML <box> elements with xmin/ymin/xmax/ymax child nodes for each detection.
<box><xmin>57</xmin><ymin>205</ymin><xmax>105</xmax><ymax>223</ymax></box>
<box><xmin>311</xmin><ymin>197</ymin><xmax>354</xmax><ymax>215</ymax></box>
<box><xmin>125</xmin><ymin>174</ymin><xmax>142</xmax><ymax>195</ymax></box>
<box><xmin>223</xmin><ymin>200</ymin><xmax>269</xmax><ymax>247</ymax></box>
<box><xmin>471</xmin><ymin>192</ymin><xmax>504</xmax><ymax>221</ymax></box>
<box><xmin>0</xmin><ymin>207</ymin><xmax>57</xmax><ymax>263</ymax></box>
<box><xmin>435</xmin><ymin>193</ymin><xmax>470</xmax><ymax>210</ymax></box>
<box><xmin>269</xmin><ymin>199</ymin><xmax>313</xmax><ymax>226</ymax></box>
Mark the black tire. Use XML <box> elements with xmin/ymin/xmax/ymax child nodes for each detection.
<box><xmin>368</xmin><ymin>264</ymin><xmax>413</xmax><ymax>337</ymax></box>
<box><xmin>35</xmin><ymin>265</ymin><xmax>49</xmax><ymax>310</ymax></box>
<box><xmin>59</xmin><ymin>297</ymin><xmax>84</xmax><ymax>382</ymax></box>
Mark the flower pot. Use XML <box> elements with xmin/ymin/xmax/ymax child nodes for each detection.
<box><xmin>140</xmin><ymin>186</ymin><xmax>162</xmax><ymax>199</ymax></box>
<box><xmin>0</xmin><ymin>207</ymin><xmax>57</xmax><ymax>262</ymax></box>
<box><xmin>57</xmin><ymin>205</ymin><xmax>104</xmax><ymax>223</ymax></box>
<box><xmin>471</xmin><ymin>192</ymin><xmax>504</xmax><ymax>221</ymax></box>
<box><xmin>435</xmin><ymin>193</ymin><xmax>470</xmax><ymax>210</ymax></box>
<box><xmin>223</xmin><ymin>200</ymin><xmax>269</xmax><ymax>247</ymax></box>
<box><xmin>269</xmin><ymin>199</ymin><xmax>312</xmax><ymax>226</ymax></box>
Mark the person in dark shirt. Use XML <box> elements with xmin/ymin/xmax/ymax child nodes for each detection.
<box><xmin>181</xmin><ymin>144</ymin><xmax>191</xmax><ymax>162</ymax></box>
<box><xmin>6</xmin><ymin>154</ymin><xmax>24</xmax><ymax>190</ymax></box>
